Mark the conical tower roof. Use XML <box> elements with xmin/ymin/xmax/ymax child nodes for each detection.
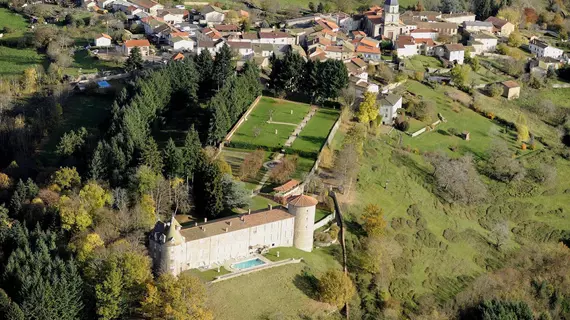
<box><xmin>288</xmin><ymin>194</ymin><xmax>318</xmax><ymax>207</ymax></box>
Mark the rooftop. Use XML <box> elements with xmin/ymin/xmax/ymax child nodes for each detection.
<box><xmin>124</xmin><ymin>39</ymin><xmax>150</xmax><ymax>47</ymax></box>
<box><xmin>444</xmin><ymin>43</ymin><xmax>464</xmax><ymax>51</ymax></box>
<box><xmin>130</xmin><ymin>0</ymin><xmax>161</xmax><ymax>9</ymax></box>
<box><xmin>288</xmin><ymin>194</ymin><xmax>319</xmax><ymax>207</ymax></box>
<box><xmin>178</xmin><ymin>208</ymin><xmax>295</xmax><ymax>242</ymax></box>
<box><xmin>273</xmin><ymin>179</ymin><xmax>300</xmax><ymax>192</ymax></box>
<box><xmin>502</xmin><ymin>80</ymin><xmax>520</xmax><ymax>88</ymax></box>
<box><xmin>379</xmin><ymin>93</ymin><xmax>402</xmax><ymax>106</ymax></box>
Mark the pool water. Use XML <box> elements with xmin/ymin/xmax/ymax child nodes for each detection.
<box><xmin>232</xmin><ymin>258</ymin><xmax>266</xmax><ymax>270</ymax></box>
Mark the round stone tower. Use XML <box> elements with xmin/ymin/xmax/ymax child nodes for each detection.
<box><xmin>288</xmin><ymin>194</ymin><xmax>318</xmax><ymax>252</ymax></box>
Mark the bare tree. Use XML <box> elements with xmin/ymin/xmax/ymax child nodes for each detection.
<box><xmin>333</xmin><ymin>143</ymin><xmax>359</xmax><ymax>193</ymax></box>
<box><xmin>491</xmin><ymin>221</ymin><xmax>510</xmax><ymax>250</ymax></box>
<box><xmin>340</xmin><ymin>87</ymin><xmax>357</xmax><ymax>112</ymax></box>
<box><xmin>486</xmin><ymin>141</ymin><xmax>526</xmax><ymax>182</ymax></box>
<box><xmin>425</xmin><ymin>152</ymin><xmax>487</xmax><ymax>204</ymax></box>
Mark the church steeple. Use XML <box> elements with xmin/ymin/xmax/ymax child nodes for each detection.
<box><xmin>383</xmin><ymin>0</ymin><xmax>400</xmax><ymax>25</ymax></box>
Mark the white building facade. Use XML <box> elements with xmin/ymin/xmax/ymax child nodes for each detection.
<box><xmin>529</xmin><ymin>39</ymin><xmax>564</xmax><ymax>59</ymax></box>
<box><xmin>149</xmin><ymin>195</ymin><xmax>318</xmax><ymax>275</ymax></box>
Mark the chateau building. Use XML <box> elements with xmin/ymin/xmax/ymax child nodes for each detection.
<box><xmin>149</xmin><ymin>195</ymin><xmax>319</xmax><ymax>275</ymax></box>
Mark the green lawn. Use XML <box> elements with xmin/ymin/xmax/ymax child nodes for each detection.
<box><xmin>0</xmin><ymin>46</ymin><xmax>44</xmax><ymax>78</ymax></box>
<box><xmin>315</xmin><ymin>208</ymin><xmax>331</xmax><ymax>222</ymax></box>
<box><xmin>249</xmin><ymin>195</ymin><xmax>280</xmax><ymax>211</ymax></box>
<box><xmin>207</xmin><ymin>246</ymin><xmax>340</xmax><ymax>319</ymax></box>
<box><xmin>403</xmin><ymin>81</ymin><xmax>517</xmax><ymax>158</ymax></box>
<box><xmin>290</xmin><ymin>108</ymin><xmax>339</xmax><ymax>156</ymax></box>
<box><xmin>230</xmin><ymin>97</ymin><xmax>311</xmax><ymax>150</ymax></box>
<box><xmin>64</xmin><ymin>50</ymin><xmax>122</xmax><ymax>76</ymax></box>
<box><xmin>471</xmin><ymin>65</ymin><xmax>511</xmax><ymax>85</ymax></box>
<box><xmin>405</xmin><ymin>55</ymin><xmax>443</xmax><ymax>72</ymax></box>
<box><xmin>187</xmin><ymin>267</ymin><xmax>231</xmax><ymax>282</ymax></box>
<box><xmin>0</xmin><ymin>8</ymin><xmax>29</xmax><ymax>40</ymax></box>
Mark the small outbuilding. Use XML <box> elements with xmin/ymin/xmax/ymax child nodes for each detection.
<box><xmin>94</xmin><ymin>33</ymin><xmax>112</xmax><ymax>47</ymax></box>
<box><xmin>501</xmin><ymin>80</ymin><xmax>520</xmax><ymax>100</ymax></box>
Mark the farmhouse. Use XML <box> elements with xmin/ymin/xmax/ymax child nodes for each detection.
<box><xmin>201</xmin><ymin>5</ymin><xmax>225</xmax><ymax>25</ymax></box>
<box><xmin>149</xmin><ymin>195</ymin><xmax>319</xmax><ymax>275</ymax></box>
<box><xmin>378</xmin><ymin>94</ymin><xmax>402</xmax><ymax>125</ymax></box>
<box><xmin>501</xmin><ymin>80</ymin><xmax>520</xmax><ymax>100</ymax></box>
<box><xmin>468</xmin><ymin>31</ymin><xmax>498</xmax><ymax>54</ymax></box>
<box><xmin>485</xmin><ymin>16</ymin><xmax>514</xmax><ymax>36</ymax></box>
<box><xmin>441</xmin><ymin>12</ymin><xmax>476</xmax><ymax>24</ymax></box>
<box><xmin>529</xmin><ymin>39</ymin><xmax>564</xmax><ymax>59</ymax></box>
<box><xmin>130</xmin><ymin>0</ymin><xmax>163</xmax><ymax>16</ymax></box>
<box><xmin>462</xmin><ymin>21</ymin><xmax>494</xmax><ymax>33</ymax></box>
<box><xmin>94</xmin><ymin>33</ymin><xmax>112</xmax><ymax>47</ymax></box>
<box><xmin>123</xmin><ymin>39</ymin><xmax>150</xmax><ymax>56</ymax></box>
<box><xmin>443</xmin><ymin>43</ymin><xmax>465</xmax><ymax>64</ymax></box>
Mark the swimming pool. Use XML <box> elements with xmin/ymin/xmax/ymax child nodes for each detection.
<box><xmin>231</xmin><ymin>258</ymin><xmax>266</xmax><ymax>270</ymax></box>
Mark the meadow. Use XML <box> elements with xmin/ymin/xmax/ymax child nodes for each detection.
<box><xmin>0</xmin><ymin>46</ymin><xmax>43</xmax><ymax>78</ymax></box>
<box><xmin>205</xmin><ymin>247</ymin><xmax>340</xmax><ymax>319</ymax></box>
<box><xmin>290</xmin><ymin>108</ymin><xmax>339</xmax><ymax>155</ymax></box>
<box><xmin>0</xmin><ymin>8</ymin><xmax>29</xmax><ymax>40</ymax></box>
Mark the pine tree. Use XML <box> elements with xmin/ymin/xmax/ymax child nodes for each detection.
<box><xmin>163</xmin><ymin>138</ymin><xmax>183</xmax><ymax>178</ymax></box>
<box><xmin>124</xmin><ymin>46</ymin><xmax>143</xmax><ymax>72</ymax></box>
<box><xmin>212</xmin><ymin>44</ymin><xmax>233</xmax><ymax>90</ymax></box>
<box><xmin>315</xmin><ymin>60</ymin><xmax>349</xmax><ymax>103</ymax></box>
<box><xmin>182</xmin><ymin>126</ymin><xmax>202</xmax><ymax>180</ymax></box>
<box><xmin>139</xmin><ymin>138</ymin><xmax>163</xmax><ymax>173</ymax></box>
<box><xmin>193</xmin><ymin>155</ymin><xmax>224</xmax><ymax>218</ymax></box>
<box><xmin>207</xmin><ymin>102</ymin><xmax>231</xmax><ymax>145</ymax></box>
<box><xmin>194</xmin><ymin>49</ymin><xmax>214</xmax><ymax>95</ymax></box>
<box><xmin>90</xmin><ymin>142</ymin><xmax>106</xmax><ymax>181</ymax></box>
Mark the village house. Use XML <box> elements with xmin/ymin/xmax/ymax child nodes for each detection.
<box><xmin>157</xmin><ymin>8</ymin><xmax>187</xmax><ymax>24</ymax></box>
<box><xmin>141</xmin><ymin>16</ymin><xmax>165</xmax><ymax>35</ymax></box>
<box><xmin>378</xmin><ymin>94</ymin><xmax>402</xmax><ymax>125</ymax></box>
<box><xmin>123</xmin><ymin>39</ymin><xmax>150</xmax><ymax>56</ymax></box>
<box><xmin>195</xmin><ymin>39</ymin><xmax>225</xmax><ymax>55</ymax></box>
<box><xmin>344</xmin><ymin>57</ymin><xmax>368</xmax><ymax>81</ymax></box>
<box><xmin>395</xmin><ymin>35</ymin><xmax>436</xmax><ymax>57</ymax></box>
<box><xmin>130</xmin><ymin>0</ymin><xmax>163</xmax><ymax>16</ymax></box>
<box><xmin>401</xmin><ymin>10</ymin><xmax>442</xmax><ymax>22</ymax></box>
<box><xmin>501</xmin><ymin>80</ymin><xmax>520</xmax><ymax>100</ymax></box>
<box><xmin>258</xmin><ymin>31</ymin><xmax>295</xmax><ymax>45</ymax></box>
<box><xmin>441</xmin><ymin>12</ymin><xmax>476</xmax><ymax>24</ymax></box>
<box><xmin>94</xmin><ymin>33</ymin><xmax>112</xmax><ymax>47</ymax></box>
<box><xmin>462</xmin><ymin>21</ymin><xmax>494</xmax><ymax>33</ymax></box>
<box><xmin>213</xmin><ymin>24</ymin><xmax>240</xmax><ymax>36</ymax></box>
<box><xmin>414</xmin><ymin>21</ymin><xmax>458</xmax><ymax>36</ymax></box>
<box><xmin>170</xmin><ymin>36</ymin><xmax>194</xmax><ymax>51</ymax></box>
<box><xmin>355</xmin><ymin>43</ymin><xmax>382</xmax><ymax>61</ymax></box>
<box><xmin>201</xmin><ymin>5</ymin><xmax>225</xmax><ymax>25</ymax></box>
<box><xmin>468</xmin><ymin>31</ymin><xmax>498</xmax><ymax>54</ymax></box>
<box><xmin>149</xmin><ymin>195</ymin><xmax>318</xmax><ymax>275</ymax></box>
<box><xmin>529</xmin><ymin>39</ymin><xmax>564</xmax><ymax>59</ymax></box>
<box><xmin>323</xmin><ymin>45</ymin><xmax>354</xmax><ymax>60</ymax></box>
<box><xmin>443</xmin><ymin>43</ymin><xmax>465</xmax><ymax>64</ymax></box>
<box><xmin>485</xmin><ymin>16</ymin><xmax>514</xmax><ymax>36</ymax></box>
<box><xmin>228</xmin><ymin>41</ymin><xmax>254</xmax><ymax>58</ymax></box>
<box><xmin>410</xmin><ymin>28</ymin><xmax>438</xmax><ymax>40</ymax></box>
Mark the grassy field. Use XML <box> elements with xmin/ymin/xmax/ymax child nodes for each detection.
<box><xmin>187</xmin><ymin>267</ymin><xmax>231</xmax><ymax>282</ymax></box>
<box><xmin>231</xmin><ymin>97</ymin><xmax>311</xmax><ymax>149</ymax></box>
<box><xmin>404</xmin><ymin>55</ymin><xmax>442</xmax><ymax>72</ymax></box>
<box><xmin>471</xmin><ymin>65</ymin><xmax>511</xmax><ymax>85</ymax></box>
<box><xmin>64</xmin><ymin>50</ymin><xmax>122</xmax><ymax>76</ymax></box>
<box><xmin>0</xmin><ymin>8</ymin><xmax>29</xmax><ymax>40</ymax></box>
<box><xmin>207</xmin><ymin>246</ymin><xmax>340</xmax><ymax>319</ymax></box>
<box><xmin>290</xmin><ymin>108</ymin><xmax>339</xmax><ymax>155</ymax></box>
<box><xmin>402</xmin><ymin>81</ymin><xmax>513</xmax><ymax>158</ymax></box>
<box><xmin>0</xmin><ymin>46</ymin><xmax>44</xmax><ymax>78</ymax></box>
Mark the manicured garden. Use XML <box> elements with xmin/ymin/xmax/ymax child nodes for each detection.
<box><xmin>230</xmin><ymin>97</ymin><xmax>311</xmax><ymax>149</ymax></box>
<box><xmin>290</xmin><ymin>108</ymin><xmax>339</xmax><ymax>155</ymax></box>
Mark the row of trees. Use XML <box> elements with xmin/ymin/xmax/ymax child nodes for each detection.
<box><xmin>268</xmin><ymin>51</ymin><xmax>349</xmax><ymax>104</ymax></box>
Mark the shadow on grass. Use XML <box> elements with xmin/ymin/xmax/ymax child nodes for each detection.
<box><xmin>292</xmin><ymin>267</ymin><xmax>319</xmax><ymax>301</ymax></box>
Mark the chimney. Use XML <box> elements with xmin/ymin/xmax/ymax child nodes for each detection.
<box><xmin>224</xmin><ymin>227</ymin><xmax>228</xmax><ymax>232</ymax></box>
<box><xmin>202</xmin><ymin>227</ymin><xmax>206</xmax><ymax>232</ymax></box>
<box><xmin>204</xmin><ymin>217</ymin><xmax>208</xmax><ymax>223</ymax></box>
<box><xmin>228</xmin><ymin>221</ymin><xmax>232</xmax><ymax>226</ymax></box>
<box><xmin>194</xmin><ymin>222</ymin><xmax>198</xmax><ymax>227</ymax></box>
<box><xmin>268</xmin><ymin>204</ymin><xmax>273</xmax><ymax>210</ymax></box>
<box><xmin>248</xmin><ymin>209</ymin><xmax>251</xmax><ymax>215</ymax></box>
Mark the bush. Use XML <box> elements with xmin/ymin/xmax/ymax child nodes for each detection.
<box><xmin>317</xmin><ymin>269</ymin><xmax>356</xmax><ymax>308</ymax></box>
<box><xmin>395</xmin><ymin>120</ymin><xmax>409</xmax><ymax>131</ymax></box>
<box><xmin>487</xmin><ymin>84</ymin><xmax>503</xmax><ymax>97</ymax></box>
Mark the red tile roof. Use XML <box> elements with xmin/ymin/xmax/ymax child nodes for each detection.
<box><xmin>214</xmin><ymin>24</ymin><xmax>239</xmax><ymax>31</ymax></box>
<box><xmin>273</xmin><ymin>179</ymin><xmax>300</xmax><ymax>192</ymax></box>
<box><xmin>356</xmin><ymin>45</ymin><xmax>381</xmax><ymax>54</ymax></box>
<box><xmin>100</xmin><ymin>33</ymin><xmax>112</xmax><ymax>39</ymax></box>
<box><xmin>259</xmin><ymin>31</ymin><xmax>291</xmax><ymax>39</ymax></box>
<box><xmin>288</xmin><ymin>194</ymin><xmax>318</xmax><ymax>207</ymax></box>
<box><xmin>172</xmin><ymin>52</ymin><xmax>185</xmax><ymax>61</ymax></box>
<box><xmin>124</xmin><ymin>39</ymin><xmax>150</xmax><ymax>47</ymax></box>
<box><xmin>502</xmin><ymin>80</ymin><xmax>519</xmax><ymax>88</ymax></box>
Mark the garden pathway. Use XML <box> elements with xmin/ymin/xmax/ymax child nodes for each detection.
<box><xmin>252</xmin><ymin>106</ymin><xmax>317</xmax><ymax>193</ymax></box>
